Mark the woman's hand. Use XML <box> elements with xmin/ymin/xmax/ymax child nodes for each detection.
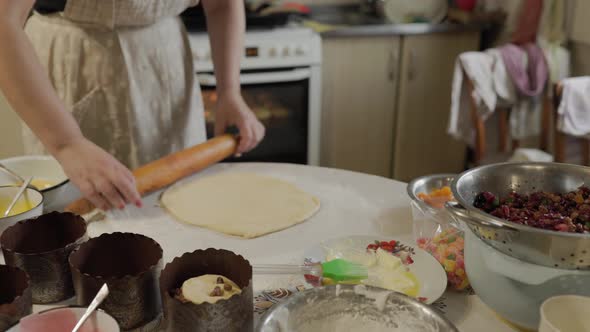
<box><xmin>54</xmin><ymin>138</ymin><xmax>142</xmax><ymax>211</ymax></box>
<box><xmin>202</xmin><ymin>0</ymin><xmax>264</xmax><ymax>153</ymax></box>
<box><xmin>0</xmin><ymin>0</ymin><xmax>141</xmax><ymax>212</ymax></box>
<box><xmin>214</xmin><ymin>94</ymin><xmax>265</xmax><ymax>154</ymax></box>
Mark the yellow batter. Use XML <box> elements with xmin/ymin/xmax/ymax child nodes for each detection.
<box><xmin>0</xmin><ymin>196</ymin><xmax>34</xmax><ymax>217</ymax></box>
<box><xmin>30</xmin><ymin>178</ymin><xmax>55</xmax><ymax>191</ymax></box>
<box><xmin>181</xmin><ymin>274</ymin><xmax>242</xmax><ymax>304</ymax></box>
<box><xmin>2</xmin><ymin>179</ymin><xmax>54</xmax><ymax>191</ymax></box>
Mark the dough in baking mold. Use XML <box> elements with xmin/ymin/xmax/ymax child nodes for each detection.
<box><xmin>181</xmin><ymin>274</ymin><xmax>241</xmax><ymax>304</ymax></box>
<box><xmin>160</xmin><ymin>172</ymin><xmax>320</xmax><ymax>238</ymax></box>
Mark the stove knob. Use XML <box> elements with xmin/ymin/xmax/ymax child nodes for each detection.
<box><xmin>195</xmin><ymin>49</ymin><xmax>210</xmax><ymax>61</ymax></box>
<box><xmin>268</xmin><ymin>47</ymin><xmax>278</xmax><ymax>57</ymax></box>
<box><xmin>282</xmin><ymin>45</ymin><xmax>292</xmax><ymax>57</ymax></box>
<box><xmin>194</xmin><ymin>49</ymin><xmax>205</xmax><ymax>60</ymax></box>
<box><xmin>295</xmin><ymin>45</ymin><xmax>308</xmax><ymax>56</ymax></box>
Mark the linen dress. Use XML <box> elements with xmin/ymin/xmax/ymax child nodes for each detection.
<box><xmin>22</xmin><ymin>0</ymin><xmax>206</xmax><ymax>168</ymax></box>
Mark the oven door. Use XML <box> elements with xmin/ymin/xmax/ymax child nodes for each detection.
<box><xmin>199</xmin><ymin>67</ymin><xmax>311</xmax><ymax>164</ymax></box>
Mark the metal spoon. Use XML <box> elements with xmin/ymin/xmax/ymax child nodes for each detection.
<box><xmin>0</xmin><ymin>163</ymin><xmax>25</xmax><ymax>184</ymax></box>
<box><xmin>72</xmin><ymin>283</ymin><xmax>109</xmax><ymax>332</ymax></box>
<box><xmin>3</xmin><ymin>176</ymin><xmax>33</xmax><ymax>217</ymax></box>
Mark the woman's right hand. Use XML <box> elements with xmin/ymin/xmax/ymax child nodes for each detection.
<box><xmin>54</xmin><ymin>138</ymin><xmax>142</xmax><ymax>211</ymax></box>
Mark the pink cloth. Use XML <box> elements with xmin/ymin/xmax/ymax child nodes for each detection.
<box><xmin>499</xmin><ymin>43</ymin><xmax>548</xmax><ymax>97</ymax></box>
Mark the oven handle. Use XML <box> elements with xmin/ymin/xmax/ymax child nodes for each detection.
<box><xmin>197</xmin><ymin>68</ymin><xmax>311</xmax><ymax>86</ymax></box>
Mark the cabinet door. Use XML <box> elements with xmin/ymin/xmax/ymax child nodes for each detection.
<box><xmin>321</xmin><ymin>37</ymin><xmax>400</xmax><ymax>177</ymax></box>
<box><xmin>393</xmin><ymin>32</ymin><xmax>480</xmax><ymax>182</ymax></box>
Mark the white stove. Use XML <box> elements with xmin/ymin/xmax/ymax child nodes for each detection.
<box><xmin>189</xmin><ymin>27</ymin><xmax>321</xmax><ymax>72</ymax></box>
<box><xmin>188</xmin><ymin>27</ymin><xmax>322</xmax><ymax>165</ymax></box>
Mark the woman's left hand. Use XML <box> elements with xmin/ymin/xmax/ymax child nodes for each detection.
<box><xmin>214</xmin><ymin>94</ymin><xmax>265</xmax><ymax>154</ymax></box>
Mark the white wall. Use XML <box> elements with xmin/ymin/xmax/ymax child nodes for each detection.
<box><xmin>570</xmin><ymin>0</ymin><xmax>590</xmax><ymax>45</ymax></box>
<box><xmin>0</xmin><ymin>93</ymin><xmax>24</xmax><ymax>158</ymax></box>
<box><xmin>568</xmin><ymin>0</ymin><xmax>590</xmax><ymax>76</ymax></box>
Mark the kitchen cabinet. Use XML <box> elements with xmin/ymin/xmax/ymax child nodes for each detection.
<box><xmin>320</xmin><ymin>30</ymin><xmax>480</xmax><ymax>181</ymax></box>
<box><xmin>321</xmin><ymin>37</ymin><xmax>400</xmax><ymax>178</ymax></box>
<box><xmin>393</xmin><ymin>32</ymin><xmax>478</xmax><ymax>181</ymax></box>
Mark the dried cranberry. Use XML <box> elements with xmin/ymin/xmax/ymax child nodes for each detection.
<box><xmin>555</xmin><ymin>223</ymin><xmax>570</xmax><ymax>232</ymax></box>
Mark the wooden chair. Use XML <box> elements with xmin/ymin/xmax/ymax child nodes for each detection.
<box><xmin>466</xmin><ymin>75</ymin><xmax>553</xmax><ymax>166</ymax></box>
<box><xmin>553</xmin><ymin>82</ymin><xmax>590</xmax><ymax>165</ymax></box>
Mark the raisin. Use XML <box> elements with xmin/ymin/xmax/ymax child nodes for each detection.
<box><xmin>210</xmin><ymin>286</ymin><xmax>224</xmax><ymax>297</ymax></box>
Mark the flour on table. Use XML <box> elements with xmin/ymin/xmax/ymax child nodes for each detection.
<box><xmin>261</xmin><ymin>285</ymin><xmax>439</xmax><ymax>332</ymax></box>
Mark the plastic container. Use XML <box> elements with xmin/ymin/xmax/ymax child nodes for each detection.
<box><xmin>407</xmin><ymin>174</ymin><xmax>469</xmax><ymax>291</ymax></box>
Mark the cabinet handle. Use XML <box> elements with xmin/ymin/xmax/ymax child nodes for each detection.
<box><xmin>407</xmin><ymin>49</ymin><xmax>416</xmax><ymax>81</ymax></box>
<box><xmin>387</xmin><ymin>49</ymin><xmax>396</xmax><ymax>82</ymax></box>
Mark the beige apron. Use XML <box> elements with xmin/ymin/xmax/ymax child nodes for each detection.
<box><xmin>22</xmin><ymin>0</ymin><xmax>206</xmax><ymax>168</ymax></box>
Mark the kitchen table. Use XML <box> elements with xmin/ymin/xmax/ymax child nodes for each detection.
<box><xmin>3</xmin><ymin>163</ymin><xmax>521</xmax><ymax>331</ymax></box>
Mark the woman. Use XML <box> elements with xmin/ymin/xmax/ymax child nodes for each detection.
<box><xmin>0</xmin><ymin>1</ymin><xmax>265</xmax><ymax>211</ymax></box>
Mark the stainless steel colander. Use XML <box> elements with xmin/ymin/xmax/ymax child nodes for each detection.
<box><xmin>446</xmin><ymin>162</ymin><xmax>590</xmax><ymax>270</ymax></box>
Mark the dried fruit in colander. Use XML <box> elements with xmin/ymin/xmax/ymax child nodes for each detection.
<box><xmin>475</xmin><ymin>187</ymin><xmax>590</xmax><ymax>234</ymax></box>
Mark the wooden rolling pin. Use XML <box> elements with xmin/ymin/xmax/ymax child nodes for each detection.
<box><xmin>65</xmin><ymin>134</ymin><xmax>238</xmax><ymax>215</ymax></box>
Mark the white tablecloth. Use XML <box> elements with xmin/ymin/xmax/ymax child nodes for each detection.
<box><xmin>14</xmin><ymin>163</ymin><xmax>520</xmax><ymax>331</ymax></box>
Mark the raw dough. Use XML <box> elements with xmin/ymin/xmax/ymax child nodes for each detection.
<box><xmin>181</xmin><ymin>274</ymin><xmax>241</xmax><ymax>304</ymax></box>
<box><xmin>160</xmin><ymin>173</ymin><xmax>320</xmax><ymax>238</ymax></box>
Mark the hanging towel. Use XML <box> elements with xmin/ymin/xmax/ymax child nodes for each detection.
<box><xmin>538</xmin><ymin>0</ymin><xmax>566</xmax><ymax>45</ymax></box>
<box><xmin>448</xmin><ymin>50</ymin><xmax>515</xmax><ymax>146</ymax></box>
<box><xmin>540</xmin><ymin>40</ymin><xmax>570</xmax><ymax>85</ymax></box>
<box><xmin>498</xmin><ymin>43</ymin><xmax>546</xmax><ymax>140</ymax></box>
<box><xmin>557</xmin><ymin>77</ymin><xmax>590</xmax><ymax>137</ymax></box>
<box><xmin>537</xmin><ymin>0</ymin><xmax>570</xmax><ymax>87</ymax></box>
<box><xmin>448</xmin><ymin>47</ymin><xmax>544</xmax><ymax>146</ymax></box>
<box><xmin>499</xmin><ymin>43</ymin><xmax>548</xmax><ymax>97</ymax></box>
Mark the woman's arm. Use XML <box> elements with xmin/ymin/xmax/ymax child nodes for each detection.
<box><xmin>0</xmin><ymin>0</ymin><xmax>81</xmax><ymax>155</ymax></box>
<box><xmin>202</xmin><ymin>0</ymin><xmax>265</xmax><ymax>154</ymax></box>
<box><xmin>0</xmin><ymin>1</ymin><xmax>140</xmax><ymax>210</ymax></box>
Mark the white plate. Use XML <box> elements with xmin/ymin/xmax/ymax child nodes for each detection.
<box><xmin>304</xmin><ymin>235</ymin><xmax>447</xmax><ymax>304</ymax></box>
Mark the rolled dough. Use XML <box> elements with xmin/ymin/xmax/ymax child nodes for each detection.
<box><xmin>160</xmin><ymin>173</ymin><xmax>320</xmax><ymax>238</ymax></box>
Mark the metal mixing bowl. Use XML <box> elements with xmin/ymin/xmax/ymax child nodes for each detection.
<box><xmin>407</xmin><ymin>174</ymin><xmax>456</xmax><ymax>215</ymax></box>
<box><xmin>447</xmin><ymin>162</ymin><xmax>590</xmax><ymax>270</ymax></box>
<box><xmin>407</xmin><ymin>174</ymin><xmax>458</xmax><ymax>229</ymax></box>
<box><xmin>257</xmin><ymin>285</ymin><xmax>457</xmax><ymax>332</ymax></box>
